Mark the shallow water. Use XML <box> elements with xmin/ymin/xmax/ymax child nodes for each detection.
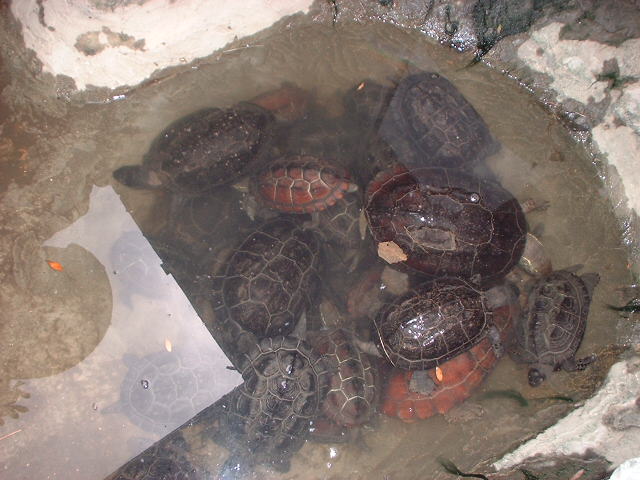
<box><xmin>0</xmin><ymin>19</ymin><xmax>635</xmax><ymax>480</ymax></box>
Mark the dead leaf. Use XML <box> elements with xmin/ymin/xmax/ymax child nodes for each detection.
<box><xmin>377</xmin><ymin>241</ymin><xmax>407</xmax><ymax>264</ymax></box>
<box><xmin>46</xmin><ymin>260</ymin><xmax>64</xmax><ymax>271</ymax></box>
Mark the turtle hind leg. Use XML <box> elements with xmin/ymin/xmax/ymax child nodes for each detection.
<box><xmin>562</xmin><ymin>354</ymin><xmax>597</xmax><ymax>372</ymax></box>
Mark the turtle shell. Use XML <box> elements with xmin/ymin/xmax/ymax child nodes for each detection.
<box><xmin>510</xmin><ymin>269</ymin><xmax>599</xmax><ymax>384</ymax></box>
<box><xmin>382</xmin><ymin>297</ymin><xmax>518</xmax><ymax>422</ymax></box>
<box><xmin>374</xmin><ymin>278</ymin><xmax>492</xmax><ymax>370</ymax></box>
<box><xmin>317</xmin><ymin>192</ymin><xmax>363</xmax><ymax>251</ymax></box>
<box><xmin>113</xmin><ymin>103</ymin><xmax>274</xmax><ymax>195</ymax></box>
<box><xmin>379</xmin><ymin>71</ymin><xmax>498</xmax><ymax>169</ymax></box>
<box><xmin>309</xmin><ymin>328</ymin><xmax>377</xmax><ymax>427</ymax></box>
<box><xmin>209</xmin><ymin>217</ymin><xmax>321</xmax><ymax>340</ymax></box>
<box><xmin>365</xmin><ymin>165</ymin><xmax>527</xmax><ymax>285</ymax></box>
<box><xmin>254</xmin><ymin>155</ymin><xmax>357</xmax><ymax>213</ymax></box>
<box><xmin>223</xmin><ymin>336</ymin><xmax>330</xmax><ymax>469</ymax></box>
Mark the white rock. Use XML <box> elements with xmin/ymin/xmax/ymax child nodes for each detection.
<box><xmin>11</xmin><ymin>0</ymin><xmax>313</xmax><ymax>90</ymax></box>
<box><xmin>494</xmin><ymin>357</ymin><xmax>640</xmax><ymax>470</ymax></box>
<box><xmin>610</xmin><ymin>457</ymin><xmax>640</xmax><ymax>480</ymax></box>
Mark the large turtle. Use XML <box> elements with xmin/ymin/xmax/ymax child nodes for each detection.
<box><xmin>373</xmin><ymin>278</ymin><xmax>496</xmax><ymax>371</ymax></box>
<box><xmin>509</xmin><ymin>268</ymin><xmax>600</xmax><ymax>386</ymax></box>
<box><xmin>382</xmin><ymin>284</ymin><xmax>519</xmax><ymax>422</ymax></box>
<box><xmin>113</xmin><ymin>103</ymin><xmax>274</xmax><ymax>195</ymax></box>
<box><xmin>365</xmin><ymin>165</ymin><xmax>527</xmax><ymax>286</ymax></box>
<box><xmin>206</xmin><ymin>217</ymin><xmax>322</xmax><ymax>347</ymax></box>
<box><xmin>378</xmin><ymin>71</ymin><xmax>498</xmax><ymax>170</ymax></box>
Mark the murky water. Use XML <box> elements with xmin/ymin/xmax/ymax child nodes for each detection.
<box><xmin>0</xmin><ymin>19</ymin><xmax>635</xmax><ymax>480</ymax></box>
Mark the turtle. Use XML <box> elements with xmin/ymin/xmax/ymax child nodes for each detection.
<box><xmin>308</xmin><ymin>328</ymin><xmax>377</xmax><ymax>433</ymax></box>
<box><xmin>113</xmin><ymin>102</ymin><xmax>274</xmax><ymax>195</ymax></box>
<box><xmin>206</xmin><ymin>217</ymin><xmax>322</xmax><ymax>353</ymax></box>
<box><xmin>103</xmin><ymin>346</ymin><xmax>223</xmax><ymax>435</ymax></box>
<box><xmin>378</xmin><ymin>71</ymin><xmax>498</xmax><ymax>170</ymax></box>
<box><xmin>216</xmin><ymin>336</ymin><xmax>331</xmax><ymax>474</ymax></box>
<box><xmin>365</xmin><ymin>164</ymin><xmax>527</xmax><ymax>286</ymax></box>
<box><xmin>106</xmin><ymin>430</ymin><xmax>207</xmax><ymax>480</ymax></box>
<box><xmin>372</xmin><ymin>278</ymin><xmax>495</xmax><ymax>371</ymax></box>
<box><xmin>509</xmin><ymin>268</ymin><xmax>600</xmax><ymax>387</ymax></box>
<box><xmin>249</xmin><ymin>82</ymin><xmax>313</xmax><ymax>122</ymax></box>
<box><xmin>382</xmin><ymin>283</ymin><xmax>519</xmax><ymax>422</ymax></box>
<box><xmin>252</xmin><ymin>155</ymin><xmax>358</xmax><ymax>214</ymax></box>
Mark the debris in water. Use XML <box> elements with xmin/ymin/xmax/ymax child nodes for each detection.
<box><xmin>478</xmin><ymin>389</ymin><xmax>529</xmax><ymax>407</ymax></box>
<box><xmin>140</xmin><ymin>379</ymin><xmax>149</xmax><ymax>389</ymax></box>
<box><xmin>435</xmin><ymin>366</ymin><xmax>444</xmax><ymax>382</ymax></box>
<box><xmin>0</xmin><ymin>429</ymin><xmax>22</xmax><ymax>442</ymax></box>
<box><xmin>46</xmin><ymin>260</ymin><xmax>64</xmax><ymax>271</ymax></box>
<box><xmin>437</xmin><ymin>457</ymin><xmax>489</xmax><ymax>480</ymax></box>
<box><xmin>165</xmin><ymin>339</ymin><xmax>173</xmax><ymax>352</ymax></box>
<box><xmin>377</xmin><ymin>241</ymin><xmax>407</xmax><ymax>264</ymax></box>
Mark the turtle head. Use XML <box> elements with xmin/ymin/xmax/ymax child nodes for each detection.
<box><xmin>113</xmin><ymin>165</ymin><xmax>163</xmax><ymax>189</ymax></box>
<box><xmin>527</xmin><ymin>367</ymin><xmax>547</xmax><ymax>387</ymax></box>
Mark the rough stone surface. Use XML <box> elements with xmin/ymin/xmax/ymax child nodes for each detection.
<box><xmin>494</xmin><ymin>356</ymin><xmax>640</xmax><ymax>470</ymax></box>
<box><xmin>10</xmin><ymin>0</ymin><xmax>313</xmax><ymax>89</ymax></box>
<box><xmin>611</xmin><ymin>457</ymin><xmax>640</xmax><ymax>480</ymax></box>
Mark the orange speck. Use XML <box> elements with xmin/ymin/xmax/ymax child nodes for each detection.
<box><xmin>164</xmin><ymin>339</ymin><xmax>173</xmax><ymax>352</ymax></box>
<box><xmin>357</xmin><ymin>82</ymin><xmax>365</xmax><ymax>91</ymax></box>
<box><xmin>46</xmin><ymin>260</ymin><xmax>64</xmax><ymax>271</ymax></box>
<box><xmin>435</xmin><ymin>366</ymin><xmax>444</xmax><ymax>382</ymax></box>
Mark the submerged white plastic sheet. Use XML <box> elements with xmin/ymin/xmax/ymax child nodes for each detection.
<box><xmin>0</xmin><ymin>185</ymin><xmax>241</xmax><ymax>480</ymax></box>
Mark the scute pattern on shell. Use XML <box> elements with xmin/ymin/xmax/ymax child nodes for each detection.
<box><xmin>317</xmin><ymin>192</ymin><xmax>363</xmax><ymax>250</ymax></box>
<box><xmin>255</xmin><ymin>155</ymin><xmax>356</xmax><ymax>213</ymax></box>
<box><xmin>310</xmin><ymin>328</ymin><xmax>377</xmax><ymax>427</ymax></box>
<box><xmin>209</xmin><ymin>217</ymin><xmax>321</xmax><ymax>340</ymax></box>
<box><xmin>380</xmin><ymin>72</ymin><xmax>497</xmax><ymax>169</ymax></box>
<box><xmin>374</xmin><ymin>278</ymin><xmax>491</xmax><ymax>370</ymax></box>
<box><xmin>365</xmin><ymin>165</ymin><xmax>527</xmax><ymax>285</ymax></box>
<box><xmin>383</xmin><ymin>300</ymin><xmax>518</xmax><ymax>423</ymax></box>
<box><xmin>225</xmin><ymin>336</ymin><xmax>330</xmax><ymax>464</ymax></box>
<box><xmin>510</xmin><ymin>269</ymin><xmax>599</xmax><ymax>380</ymax></box>
<box><xmin>114</xmin><ymin>103</ymin><xmax>274</xmax><ymax>195</ymax></box>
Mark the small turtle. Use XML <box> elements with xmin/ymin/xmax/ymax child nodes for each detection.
<box><xmin>379</xmin><ymin>71</ymin><xmax>498</xmax><ymax>169</ymax></box>
<box><xmin>207</xmin><ymin>217</ymin><xmax>321</xmax><ymax>344</ymax></box>
<box><xmin>103</xmin><ymin>347</ymin><xmax>221</xmax><ymax>434</ymax></box>
<box><xmin>382</xmin><ymin>285</ymin><xmax>519</xmax><ymax>422</ymax></box>
<box><xmin>253</xmin><ymin>155</ymin><xmax>358</xmax><ymax>214</ymax></box>
<box><xmin>113</xmin><ymin>103</ymin><xmax>274</xmax><ymax>195</ymax></box>
<box><xmin>373</xmin><ymin>278</ymin><xmax>494</xmax><ymax>370</ymax></box>
<box><xmin>509</xmin><ymin>268</ymin><xmax>600</xmax><ymax>386</ymax></box>
<box><xmin>218</xmin><ymin>336</ymin><xmax>331</xmax><ymax>474</ymax></box>
<box><xmin>365</xmin><ymin>165</ymin><xmax>527</xmax><ymax>285</ymax></box>
<box><xmin>309</xmin><ymin>328</ymin><xmax>377</xmax><ymax>430</ymax></box>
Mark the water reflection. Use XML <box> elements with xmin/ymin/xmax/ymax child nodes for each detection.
<box><xmin>0</xmin><ymin>185</ymin><xmax>241</xmax><ymax>480</ymax></box>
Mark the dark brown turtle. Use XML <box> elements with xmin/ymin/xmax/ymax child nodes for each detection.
<box><xmin>509</xmin><ymin>268</ymin><xmax>600</xmax><ymax>386</ymax></box>
<box><xmin>207</xmin><ymin>217</ymin><xmax>321</xmax><ymax>342</ymax></box>
<box><xmin>113</xmin><ymin>103</ymin><xmax>274</xmax><ymax>195</ymax></box>
<box><xmin>365</xmin><ymin>165</ymin><xmax>527</xmax><ymax>286</ymax></box>
<box><xmin>373</xmin><ymin>278</ymin><xmax>494</xmax><ymax>371</ymax></box>
<box><xmin>218</xmin><ymin>336</ymin><xmax>331</xmax><ymax>474</ymax></box>
<box><xmin>316</xmin><ymin>192</ymin><xmax>363</xmax><ymax>251</ymax></box>
<box><xmin>379</xmin><ymin>71</ymin><xmax>498</xmax><ymax>169</ymax></box>
<box><xmin>309</xmin><ymin>328</ymin><xmax>377</xmax><ymax>430</ymax></box>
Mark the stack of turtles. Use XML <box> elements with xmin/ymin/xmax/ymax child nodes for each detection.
<box><xmin>107</xmin><ymin>72</ymin><xmax>599</xmax><ymax>478</ymax></box>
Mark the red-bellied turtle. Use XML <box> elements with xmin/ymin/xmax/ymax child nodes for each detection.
<box><xmin>379</xmin><ymin>71</ymin><xmax>498</xmax><ymax>170</ymax></box>
<box><xmin>382</xmin><ymin>284</ymin><xmax>519</xmax><ymax>422</ymax></box>
<box><xmin>113</xmin><ymin>103</ymin><xmax>274</xmax><ymax>195</ymax></box>
<box><xmin>365</xmin><ymin>165</ymin><xmax>527</xmax><ymax>286</ymax></box>
<box><xmin>253</xmin><ymin>155</ymin><xmax>358</xmax><ymax>214</ymax></box>
<box><xmin>509</xmin><ymin>268</ymin><xmax>600</xmax><ymax>386</ymax></box>
<box><xmin>373</xmin><ymin>278</ymin><xmax>495</xmax><ymax>371</ymax></box>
